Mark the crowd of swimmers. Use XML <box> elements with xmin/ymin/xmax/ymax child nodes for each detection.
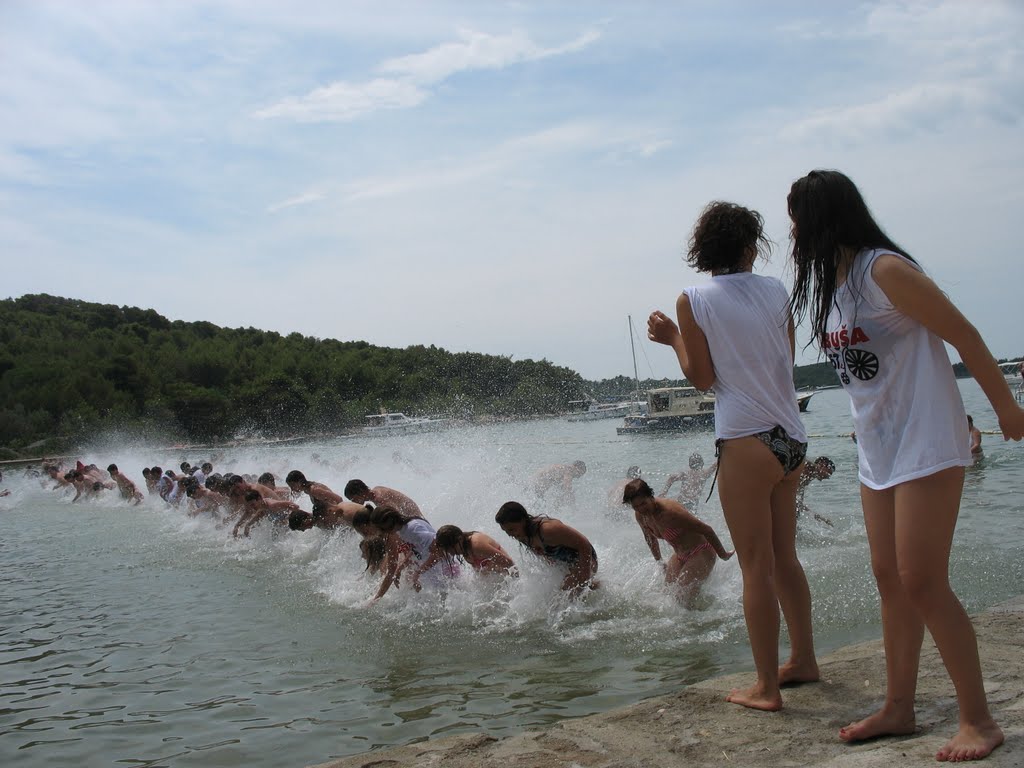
<box><xmin>20</xmin><ymin>170</ymin><xmax>1024</xmax><ymax>762</ymax></box>
<box><xmin>25</xmin><ymin>448</ymin><xmax>827</xmax><ymax>614</ymax></box>
<box><xmin>39</xmin><ymin>454</ymin><xmax>811</xmax><ymax>605</ymax></box>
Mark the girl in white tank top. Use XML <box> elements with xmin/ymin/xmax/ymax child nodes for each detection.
<box><xmin>788</xmin><ymin>169</ymin><xmax>1023</xmax><ymax>761</ymax></box>
<box><xmin>649</xmin><ymin>201</ymin><xmax>819</xmax><ymax>713</ymax></box>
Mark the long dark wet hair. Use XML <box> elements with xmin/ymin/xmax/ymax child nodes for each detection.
<box><xmin>359</xmin><ymin>537</ymin><xmax>387</xmax><ymax>573</ymax></box>
<box><xmin>787</xmin><ymin>170</ymin><xmax>915</xmax><ymax>347</ymax></box>
<box><xmin>621</xmin><ymin>478</ymin><xmax>654</xmax><ymax>505</ymax></box>
<box><xmin>495</xmin><ymin>501</ymin><xmax>548</xmax><ymax>545</ymax></box>
<box><xmin>434</xmin><ymin>524</ymin><xmax>471</xmax><ymax>554</ymax></box>
<box><xmin>369</xmin><ymin>505</ymin><xmax>416</xmax><ymax>532</ymax></box>
<box><xmin>433</xmin><ymin>524</ymin><xmax>473</xmax><ymax>571</ymax></box>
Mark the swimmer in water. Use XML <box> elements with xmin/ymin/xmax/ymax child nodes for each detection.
<box><xmin>287</xmin><ymin>500</ymin><xmax>366</xmax><ymax>532</ymax></box>
<box><xmin>107</xmin><ymin>464</ymin><xmax>144</xmax><ymax>505</ymax></box>
<box><xmin>967</xmin><ymin>415</ymin><xmax>983</xmax><ymax>457</ymax></box>
<box><xmin>285</xmin><ymin>470</ymin><xmax>344</xmax><ymax>516</ymax></box>
<box><xmin>796</xmin><ymin>457</ymin><xmax>835</xmax><ymax>527</ymax></box>
<box><xmin>607</xmin><ymin>465</ymin><xmax>642</xmax><ymax>510</ymax></box>
<box><xmin>495</xmin><ymin>501</ymin><xmax>598</xmax><ymax>596</ymax></box>
<box><xmin>661</xmin><ymin>453</ymin><xmax>716</xmax><ymax>511</ymax></box>
<box><xmin>623</xmin><ymin>478</ymin><xmax>733</xmax><ymax>606</ymax></box>
<box><xmin>410</xmin><ymin>524</ymin><xmax>516</xmax><ymax>590</ymax></box>
<box><xmin>530</xmin><ymin>461</ymin><xmax>587</xmax><ymax>504</ymax></box>
<box><xmin>344</xmin><ymin>479</ymin><xmax>425</xmax><ymax>520</ymax></box>
<box><xmin>366</xmin><ymin>507</ymin><xmax>455</xmax><ymax>603</ymax></box>
<box><xmin>233</xmin><ymin>489</ymin><xmax>301</xmax><ymax>538</ymax></box>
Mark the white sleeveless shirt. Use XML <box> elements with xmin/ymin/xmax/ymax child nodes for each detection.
<box><xmin>684</xmin><ymin>273</ymin><xmax>806</xmax><ymax>442</ymax></box>
<box><xmin>825</xmin><ymin>249</ymin><xmax>970</xmax><ymax>489</ymax></box>
<box><xmin>399</xmin><ymin>518</ymin><xmax>459</xmax><ymax>584</ymax></box>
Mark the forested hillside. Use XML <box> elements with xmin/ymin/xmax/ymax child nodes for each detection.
<box><xmin>0</xmin><ymin>295</ymin><xmax>588</xmax><ymax>457</ymax></box>
<box><xmin>6</xmin><ymin>294</ymin><xmax>999</xmax><ymax>460</ymax></box>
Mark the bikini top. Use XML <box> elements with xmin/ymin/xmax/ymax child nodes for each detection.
<box><xmin>660</xmin><ymin>526</ymin><xmax>683</xmax><ymax>545</ymax></box>
<box><xmin>530</xmin><ymin>519</ymin><xmax>596</xmax><ymax>565</ymax></box>
<box><xmin>466</xmin><ymin>553</ymin><xmax>489</xmax><ymax>568</ymax></box>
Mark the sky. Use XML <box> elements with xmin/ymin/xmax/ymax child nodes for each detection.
<box><xmin>1</xmin><ymin>0</ymin><xmax>1022</xmax><ymax>381</ymax></box>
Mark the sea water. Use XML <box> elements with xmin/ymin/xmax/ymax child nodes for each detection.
<box><xmin>1</xmin><ymin>380</ymin><xmax>1021</xmax><ymax>767</ymax></box>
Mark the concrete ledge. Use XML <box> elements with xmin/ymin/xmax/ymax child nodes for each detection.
<box><xmin>313</xmin><ymin>598</ymin><xmax>1023</xmax><ymax>767</ymax></box>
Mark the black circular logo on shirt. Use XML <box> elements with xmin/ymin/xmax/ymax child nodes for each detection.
<box><xmin>844</xmin><ymin>348</ymin><xmax>879</xmax><ymax>381</ymax></box>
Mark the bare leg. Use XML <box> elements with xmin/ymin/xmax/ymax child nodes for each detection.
<box><xmin>674</xmin><ymin>548</ymin><xmax>715</xmax><ymax>608</ymax></box>
<box><xmin>717</xmin><ymin>437</ymin><xmax>784</xmax><ymax>711</ymax></box>
<box><xmin>664</xmin><ymin>552</ymin><xmax>683</xmax><ymax>584</ymax></box>
<box><xmin>893</xmin><ymin>468</ymin><xmax>1003</xmax><ymax>762</ymax></box>
<box><xmin>840</xmin><ymin>483</ymin><xmax>921</xmax><ymax>742</ymax></box>
<box><xmin>770</xmin><ymin>463</ymin><xmax>819</xmax><ymax>685</ymax></box>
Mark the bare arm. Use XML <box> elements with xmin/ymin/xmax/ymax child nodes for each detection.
<box><xmin>663</xmin><ymin>501</ymin><xmax>733</xmax><ymax>560</ymax></box>
<box><xmin>969</xmin><ymin>428</ymin><xmax>982</xmax><ymax>454</ymax></box>
<box><xmin>873</xmin><ymin>255</ymin><xmax>1024</xmax><ymax>440</ymax></box>
<box><xmin>233</xmin><ymin>509</ymin><xmax>256</xmax><ymax>538</ymax></box>
<box><xmin>698</xmin><ymin>522</ymin><xmax>734</xmax><ymax>560</ymax></box>
<box><xmin>410</xmin><ymin>544</ymin><xmax>442</xmax><ymax>589</ymax></box>
<box><xmin>660</xmin><ymin>473</ymin><xmax>682</xmax><ymax>496</ymax></box>
<box><xmin>372</xmin><ymin>537</ymin><xmax>403</xmax><ymax>602</ymax></box>
<box><xmin>263</xmin><ymin>498</ymin><xmax>301</xmax><ymax>513</ymax></box>
<box><xmin>635</xmin><ymin>513</ymin><xmax>662</xmax><ymax>561</ymax></box>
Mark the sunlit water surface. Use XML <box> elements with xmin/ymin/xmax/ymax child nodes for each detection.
<box><xmin>1</xmin><ymin>381</ymin><xmax>1021</xmax><ymax>766</ymax></box>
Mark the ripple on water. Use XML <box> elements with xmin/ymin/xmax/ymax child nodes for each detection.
<box><xmin>0</xmin><ymin>381</ymin><xmax>1021</xmax><ymax>766</ymax></box>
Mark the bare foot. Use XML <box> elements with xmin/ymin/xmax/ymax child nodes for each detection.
<box><xmin>935</xmin><ymin>721</ymin><xmax>1003</xmax><ymax>762</ymax></box>
<box><xmin>726</xmin><ymin>684</ymin><xmax>782</xmax><ymax>712</ymax></box>
<box><xmin>839</xmin><ymin>708</ymin><xmax>916</xmax><ymax>743</ymax></box>
<box><xmin>779</xmin><ymin>659</ymin><xmax>820</xmax><ymax>686</ymax></box>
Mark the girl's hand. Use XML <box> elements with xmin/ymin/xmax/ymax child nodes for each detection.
<box><xmin>648</xmin><ymin>310</ymin><xmax>681</xmax><ymax>346</ymax></box>
<box><xmin>997</xmin><ymin>404</ymin><xmax>1024</xmax><ymax>441</ymax></box>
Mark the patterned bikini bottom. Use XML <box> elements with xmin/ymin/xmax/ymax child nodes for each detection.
<box><xmin>751</xmin><ymin>424</ymin><xmax>808</xmax><ymax>474</ymax></box>
<box><xmin>707</xmin><ymin>425</ymin><xmax>808</xmax><ymax>501</ymax></box>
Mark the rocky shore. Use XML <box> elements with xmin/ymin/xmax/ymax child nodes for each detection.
<box><xmin>313</xmin><ymin>596</ymin><xmax>1023</xmax><ymax>768</ymax></box>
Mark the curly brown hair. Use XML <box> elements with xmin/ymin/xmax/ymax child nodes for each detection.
<box><xmin>686</xmin><ymin>201</ymin><xmax>772</xmax><ymax>274</ymax></box>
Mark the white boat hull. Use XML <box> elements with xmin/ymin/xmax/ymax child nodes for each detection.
<box><xmin>363</xmin><ymin>413</ymin><xmax>452</xmax><ymax>436</ymax></box>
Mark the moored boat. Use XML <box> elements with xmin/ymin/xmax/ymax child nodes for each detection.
<box><xmin>797</xmin><ymin>390</ymin><xmax>815</xmax><ymax>412</ymax></box>
<box><xmin>363</xmin><ymin>412</ymin><xmax>452</xmax><ymax>436</ymax></box>
<box><xmin>618</xmin><ymin>388</ymin><xmax>815</xmax><ymax>434</ymax></box>
<box><xmin>566</xmin><ymin>399</ymin><xmax>646</xmax><ymax>422</ymax></box>
<box><xmin>616</xmin><ymin>387</ymin><xmax>715</xmax><ymax>434</ymax></box>
<box><xmin>998</xmin><ymin>361</ymin><xmax>1024</xmax><ymax>402</ymax></box>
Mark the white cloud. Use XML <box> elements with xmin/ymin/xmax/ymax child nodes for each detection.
<box><xmin>340</xmin><ymin>121</ymin><xmax>649</xmax><ymax>202</ymax></box>
<box><xmin>253</xmin><ymin>78</ymin><xmax>428</xmax><ymax>122</ymax></box>
<box><xmin>778</xmin><ymin>0</ymin><xmax>1023</xmax><ymax>145</ymax></box>
<box><xmin>3</xmin><ymin>3</ymin><xmax>1023</xmax><ymax>379</ymax></box>
<box><xmin>781</xmin><ymin>80</ymin><xmax>997</xmax><ymax>144</ymax></box>
<box><xmin>379</xmin><ymin>27</ymin><xmax>600</xmax><ymax>84</ymax></box>
<box><xmin>635</xmin><ymin>139</ymin><xmax>672</xmax><ymax>158</ymax></box>
<box><xmin>267</xmin><ymin>191</ymin><xmax>325</xmax><ymax>214</ymax></box>
<box><xmin>255</xmin><ymin>28</ymin><xmax>600</xmax><ymax>124</ymax></box>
